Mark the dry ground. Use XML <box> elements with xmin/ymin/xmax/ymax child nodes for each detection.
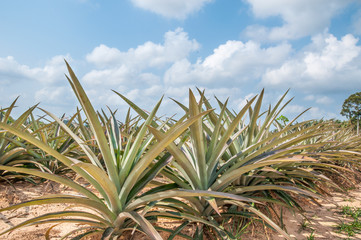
<box><xmin>1</xmin><ymin>179</ymin><xmax>361</xmax><ymax>240</ymax></box>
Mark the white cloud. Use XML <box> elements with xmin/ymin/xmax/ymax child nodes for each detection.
<box><xmin>83</xmin><ymin>66</ymin><xmax>135</xmax><ymax>85</ymax></box>
<box><xmin>0</xmin><ymin>55</ymin><xmax>68</xmax><ymax>84</ymax></box>
<box><xmin>261</xmin><ymin>33</ymin><xmax>361</xmax><ymax>92</ymax></box>
<box><xmin>316</xmin><ymin>96</ymin><xmax>333</xmax><ymax>105</ymax></box>
<box><xmin>233</xmin><ymin>93</ymin><xmax>256</xmax><ymax>111</ymax></box>
<box><xmin>164</xmin><ymin>86</ymin><xmax>191</xmax><ymax>99</ymax></box>
<box><xmin>82</xmin><ymin>29</ymin><xmax>200</xmax><ymax>115</ymax></box>
<box><xmin>304</xmin><ymin>95</ymin><xmax>333</xmax><ymax>105</ymax></box>
<box><xmin>1</xmin><ymin>27</ymin><xmax>356</xmax><ymax>121</ymax></box>
<box><xmin>283</xmin><ymin>105</ymin><xmax>336</xmax><ymax>120</ymax></box>
<box><xmin>138</xmin><ymin>73</ymin><xmax>161</xmax><ymax>85</ymax></box>
<box><xmin>242</xmin><ymin>25</ymin><xmax>270</xmax><ymax>43</ymax></box>
<box><xmin>84</xmin><ymin>28</ymin><xmax>199</xmax><ymax>87</ymax></box>
<box><xmin>33</xmin><ymin>56</ymin><xmax>69</xmax><ymax>84</ymax></box>
<box><xmin>165</xmin><ymin>40</ymin><xmax>292</xmax><ymax>86</ymax></box>
<box><xmin>284</xmin><ymin>104</ymin><xmax>307</xmax><ymax>115</ymax></box>
<box><xmin>244</xmin><ymin>0</ymin><xmax>352</xmax><ymax>41</ymax></box>
<box><xmin>35</xmin><ymin>86</ymin><xmax>69</xmax><ymax>102</ymax></box>
<box><xmin>0</xmin><ymin>56</ymin><xmax>29</xmax><ymax>83</ymax></box>
<box><xmin>99</xmin><ymin>85</ymin><xmax>168</xmax><ymax>114</ymax></box>
<box><xmin>0</xmin><ymin>55</ymin><xmax>76</xmax><ymax>115</ymax></box>
<box><xmin>125</xmin><ymin>89</ymin><xmax>141</xmax><ymax>102</ymax></box>
<box><xmin>86</xmin><ymin>45</ymin><xmax>122</xmax><ymax>68</ymax></box>
<box><xmin>309</xmin><ymin>107</ymin><xmax>338</xmax><ymax>119</ymax></box>
<box><xmin>131</xmin><ymin>0</ymin><xmax>212</xmax><ymax>19</ymax></box>
<box><xmin>86</xmin><ymin>28</ymin><xmax>199</xmax><ymax>69</ymax></box>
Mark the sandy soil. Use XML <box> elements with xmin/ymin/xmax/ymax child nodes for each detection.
<box><xmin>1</xmin><ymin>180</ymin><xmax>361</xmax><ymax>239</ymax></box>
<box><xmin>0</xmin><ymin>181</ymin><xmax>88</xmax><ymax>239</ymax></box>
<box><xmin>241</xmin><ymin>186</ymin><xmax>361</xmax><ymax>240</ymax></box>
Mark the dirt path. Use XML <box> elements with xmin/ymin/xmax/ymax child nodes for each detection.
<box><xmin>243</xmin><ymin>184</ymin><xmax>361</xmax><ymax>240</ymax></box>
<box><xmin>1</xmin><ymin>181</ymin><xmax>361</xmax><ymax>239</ymax></box>
<box><xmin>280</xmin><ymin>185</ymin><xmax>361</xmax><ymax>240</ymax></box>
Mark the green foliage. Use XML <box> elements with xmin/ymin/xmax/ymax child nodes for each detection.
<box><xmin>121</xmin><ymin>88</ymin><xmax>341</xmax><ymax>239</ymax></box>
<box><xmin>341</xmin><ymin>92</ymin><xmax>361</xmax><ymax>122</ymax></box>
<box><xmin>0</xmin><ymin>62</ymin><xmax>360</xmax><ymax>239</ymax></box>
<box><xmin>307</xmin><ymin>230</ymin><xmax>315</xmax><ymax>240</ymax></box>
<box><xmin>0</xmin><ymin>62</ymin><xmax>228</xmax><ymax>239</ymax></box>
<box><xmin>0</xmin><ymin>99</ymin><xmax>83</xmax><ymax>180</ymax></box>
<box><xmin>0</xmin><ymin>99</ymin><xmax>45</xmax><ymax>181</ymax></box>
<box><xmin>336</xmin><ymin>206</ymin><xmax>361</xmax><ymax>237</ymax></box>
<box><xmin>341</xmin><ymin>206</ymin><xmax>361</xmax><ymax>220</ymax></box>
<box><xmin>276</xmin><ymin>114</ymin><xmax>289</xmax><ymax>126</ymax></box>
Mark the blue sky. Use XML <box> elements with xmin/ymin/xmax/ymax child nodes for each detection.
<box><xmin>1</xmin><ymin>0</ymin><xmax>361</xmax><ymax>120</ymax></box>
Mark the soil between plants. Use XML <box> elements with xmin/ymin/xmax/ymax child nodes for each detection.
<box><xmin>1</xmin><ymin>179</ymin><xmax>361</xmax><ymax>239</ymax></box>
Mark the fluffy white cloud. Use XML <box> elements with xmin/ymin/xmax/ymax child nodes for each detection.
<box><xmin>304</xmin><ymin>95</ymin><xmax>333</xmax><ymax>105</ymax></box>
<box><xmin>81</xmin><ymin>29</ymin><xmax>202</xmax><ymax>115</ymax></box>
<box><xmin>232</xmin><ymin>93</ymin><xmax>256</xmax><ymax>111</ymax></box>
<box><xmin>0</xmin><ymin>55</ymin><xmax>76</xmax><ymax>115</ymax></box>
<box><xmin>244</xmin><ymin>0</ymin><xmax>353</xmax><ymax>41</ymax></box>
<box><xmin>131</xmin><ymin>0</ymin><xmax>212</xmax><ymax>19</ymax></box>
<box><xmin>282</xmin><ymin>104</ymin><xmax>335</xmax><ymax>119</ymax></box>
<box><xmin>86</xmin><ymin>28</ymin><xmax>199</xmax><ymax>69</ymax></box>
<box><xmin>32</xmin><ymin>56</ymin><xmax>69</xmax><ymax>84</ymax></box>
<box><xmin>86</xmin><ymin>45</ymin><xmax>122</xmax><ymax>68</ymax></box>
<box><xmin>268</xmin><ymin>101</ymin><xmax>337</xmax><ymax>120</ymax></box>
<box><xmin>283</xmin><ymin>104</ymin><xmax>306</xmax><ymax>115</ymax></box>
<box><xmin>309</xmin><ymin>107</ymin><xmax>338</xmax><ymax>119</ymax></box>
<box><xmin>35</xmin><ymin>86</ymin><xmax>69</xmax><ymax>102</ymax></box>
<box><xmin>83</xmin><ymin>66</ymin><xmax>135</xmax><ymax>85</ymax></box>
<box><xmin>0</xmin><ymin>55</ymin><xmax>68</xmax><ymax>84</ymax></box>
<box><xmin>165</xmin><ymin>40</ymin><xmax>291</xmax><ymax>86</ymax></box>
<box><xmin>2</xmin><ymin>28</ymin><xmax>356</xmax><ymax>121</ymax></box>
<box><xmin>0</xmin><ymin>56</ymin><xmax>30</xmax><ymax>84</ymax></box>
<box><xmin>84</xmin><ymin>28</ymin><xmax>199</xmax><ymax>86</ymax></box>
<box><xmin>262</xmin><ymin>33</ymin><xmax>361</xmax><ymax>92</ymax></box>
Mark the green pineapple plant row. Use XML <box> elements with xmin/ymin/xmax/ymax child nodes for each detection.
<box><xmin>0</xmin><ymin>61</ymin><xmax>359</xmax><ymax>239</ymax></box>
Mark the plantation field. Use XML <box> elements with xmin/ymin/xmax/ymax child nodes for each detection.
<box><xmin>2</xmin><ymin>178</ymin><xmax>361</xmax><ymax>239</ymax></box>
<box><xmin>1</xmin><ymin>63</ymin><xmax>361</xmax><ymax>239</ymax></box>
